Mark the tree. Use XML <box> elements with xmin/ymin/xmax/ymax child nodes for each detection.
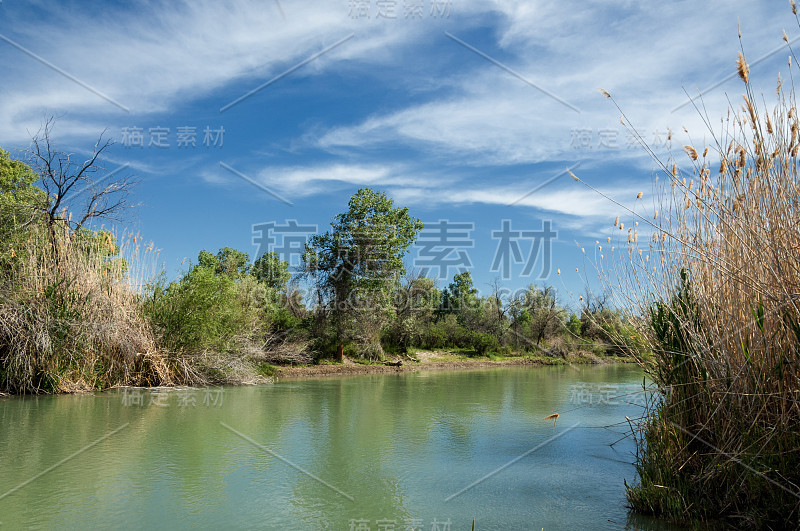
<box><xmin>439</xmin><ymin>271</ymin><xmax>479</xmax><ymax>323</ymax></box>
<box><xmin>566</xmin><ymin>313</ymin><xmax>582</xmax><ymax>336</ymax></box>
<box><xmin>196</xmin><ymin>247</ymin><xmax>250</xmax><ymax>278</ymax></box>
<box><xmin>215</xmin><ymin>247</ymin><xmax>250</xmax><ymax>278</ymax></box>
<box><xmin>0</xmin><ymin>148</ymin><xmax>47</xmax><ymax>264</ymax></box>
<box><xmin>508</xmin><ymin>293</ymin><xmax>529</xmax><ymax>349</ymax></box>
<box><xmin>388</xmin><ymin>272</ymin><xmax>441</xmax><ymax>351</ymax></box>
<box><xmin>528</xmin><ymin>285</ymin><xmax>566</xmax><ymax>345</ymax></box>
<box><xmin>487</xmin><ymin>277</ymin><xmax>508</xmax><ymax>341</ymax></box>
<box><xmin>26</xmin><ymin>118</ymin><xmax>135</xmax><ymax>257</ymax></box>
<box><xmin>303</xmin><ymin>188</ymin><xmax>423</xmax><ymax>359</ymax></box>
<box><xmin>510</xmin><ymin>285</ymin><xmax>566</xmax><ymax>347</ymax></box>
<box><xmin>252</xmin><ymin>251</ymin><xmax>291</xmax><ymax>290</ymax></box>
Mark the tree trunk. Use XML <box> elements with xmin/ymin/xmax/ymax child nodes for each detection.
<box><xmin>336</xmin><ymin>343</ymin><xmax>344</xmax><ymax>362</ymax></box>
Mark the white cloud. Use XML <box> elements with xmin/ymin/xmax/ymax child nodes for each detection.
<box><xmin>2</xmin><ymin>0</ymin><xmax>791</xmax><ymax>226</ymax></box>
<box><xmin>196</xmin><ymin>160</ymin><xmax>444</xmax><ymax>200</ymax></box>
<box><xmin>315</xmin><ymin>0</ymin><xmax>793</xmax><ymax>166</ymax></box>
<box><xmin>235</xmin><ymin>159</ymin><xmax>652</xmax><ymax>229</ymax></box>
<box><xmin>0</xmin><ymin>0</ymin><xmax>426</xmax><ymax>143</ymax></box>
<box><xmin>388</xmin><ymin>180</ymin><xmax>640</xmax><ymax>221</ymax></box>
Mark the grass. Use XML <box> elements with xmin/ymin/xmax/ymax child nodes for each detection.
<box><xmin>0</xmin><ymin>223</ymin><xmax>213</xmax><ymax>393</ymax></box>
<box><xmin>582</xmin><ymin>24</ymin><xmax>800</xmax><ymax>528</ymax></box>
<box><xmin>255</xmin><ymin>362</ymin><xmax>279</xmax><ymax>377</ymax></box>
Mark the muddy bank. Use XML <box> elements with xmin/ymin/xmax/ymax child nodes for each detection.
<box><xmin>274</xmin><ymin>350</ymin><xmax>628</xmax><ymax>380</ymax></box>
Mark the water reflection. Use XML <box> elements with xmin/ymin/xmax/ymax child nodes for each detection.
<box><xmin>0</xmin><ymin>365</ymin><xmax>683</xmax><ymax>529</ymax></box>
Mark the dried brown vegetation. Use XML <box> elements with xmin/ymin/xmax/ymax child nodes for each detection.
<box><xmin>586</xmin><ymin>37</ymin><xmax>800</xmax><ymax>528</ymax></box>
<box><xmin>0</xmin><ymin>224</ymin><xmax>178</xmax><ymax>393</ymax></box>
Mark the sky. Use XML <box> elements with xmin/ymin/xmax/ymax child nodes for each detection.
<box><xmin>0</xmin><ymin>0</ymin><xmax>795</xmax><ymax>311</ymax></box>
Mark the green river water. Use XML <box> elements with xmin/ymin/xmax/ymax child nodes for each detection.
<box><xmin>0</xmin><ymin>364</ymin><xmax>683</xmax><ymax>530</ymax></box>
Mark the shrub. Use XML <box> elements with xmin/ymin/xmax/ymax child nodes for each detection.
<box><xmin>471</xmin><ymin>331</ymin><xmax>499</xmax><ymax>356</ymax></box>
<box><xmin>0</xmin><ymin>225</ymin><xmax>170</xmax><ymax>393</ymax></box>
<box><xmin>145</xmin><ymin>263</ymin><xmax>261</xmax><ymax>353</ymax></box>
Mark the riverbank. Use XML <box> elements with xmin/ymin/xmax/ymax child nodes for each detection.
<box><xmin>0</xmin><ymin>347</ymin><xmax>639</xmax><ymax>396</ymax></box>
<box><xmin>272</xmin><ymin>349</ymin><xmax>637</xmax><ymax>380</ymax></box>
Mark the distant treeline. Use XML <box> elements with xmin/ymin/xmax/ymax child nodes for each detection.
<box><xmin>0</xmin><ymin>133</ymin><xmax>640</xmax><ymax>394</ymax></box>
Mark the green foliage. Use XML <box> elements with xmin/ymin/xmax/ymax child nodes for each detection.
<box><xmin>0</xmin><ymin>148</ymin><xmax>47</xmax><ymax>268</ymax></box>
<box><xmin>197</xmin><ymin>247</ymin><xmax>251</xmax><ymax>278</ymax></box>
<box><xmin>471</xmin><ymin>331</ymin><xmax>499</xmax><ymax>356</ymax></box>
<box><xmin>306</xmin><ymin>188</ymin><xmax>423</xmax><ymax>291</ymax></box>
<box><xmin>304</xmin><ymin>188</ymin><xmax>423</xmax><ymax>357</ymax></box>
<box><xmin>73</xmin><ymin>228</ymin><xmax>128</xmax><ymax>277</ymax></box>
<box><xmin>384</xmin><ymin>275</ymin><xmax>441</xmax><ymax>351</ymax></box>
<box><xmin>145</xmin><ymin>252</ymin><xmax>261</xmax><ymax>353</ymax></box>
<box><xmin>252</xmin><ymin>251</ymin><xmax>291</xmax><ymax>290</ymax></box>
<box><xmin>440</xmin><ymin>271</ymin><xmax>478</xmax><ymax>315</ymax></box>
<box><xmin>414</xmin><ymin>313</ymin><xmax>474</xmax><ymax>350</ymax></box>
<box><xmin>256</xmin><ymin>362</ymin><xmax>278</xmax><ymax>377</ymax></box>
<box><xmin>649</xmin><ymin>270</ymin><xmax>698</xmax><ymax>357</ymax></box>
<box><xmin>649</xmin><ymin>269</ymin><xmax>702</xmax><ymax>380</ymax></box>
<box><xmin>579</xmin><ymin>305</ymin><xmax>644</xmax><ymax>357</ymax></box>
<box><xmin>508</xmin><ymin>285</ymin><xmax>566</xmax><ymax>348</ymax></box>
<box><xmin>567</xmin><ymin>313</ymin><xmax>582</xmax><ymax>336</ymax></box>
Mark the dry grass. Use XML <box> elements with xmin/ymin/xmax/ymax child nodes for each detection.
<box><xmin>580</xmin><ymin>43</ymin><xmax>800</xmax><ymax>527</ymax></box>
<box><xmin>0</xmin><ymin>223</ymin><xmax>178</xmax><ymax>393</ymax></box>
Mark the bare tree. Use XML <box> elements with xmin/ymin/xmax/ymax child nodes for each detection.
<box><xmin>529</xmin><ymin>285</ymin><xmax>563</xmax><ymax>345</ymax></box>
<box><xmin>488</xmin><ymin>277</ymin><xmax>508</xmax><ymax>341</ymax></box>
<box><xmin>26</xmin><ymin>117</ymin><xmax>135</xmax><ymax>253</ymax></box>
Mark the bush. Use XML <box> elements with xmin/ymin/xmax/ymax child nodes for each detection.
<box><xmin>0</xmin><ymin>225</ymin><xmax>170</xmax><ymax>393</ymax></box>
<box><xmin>580</xmin><ymin>308</ymin><xmax>644</xmax><ymax>356</ymax></box>
<box><xmin>145</xmin><ymin>264</ymin><xmax>261</xmax><ymax>353</ymax></box>
<box><xmin>471</xmin><ymin>331</ymin><xmax>499</xmax><ymax>356</ymax></box>
<box><xmin>566</xmin><ymin>313</ymin><xmax>582</xmax><ymax>336</ymax></box>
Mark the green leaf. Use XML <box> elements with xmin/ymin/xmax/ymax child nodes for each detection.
<box><xmin>752</xmin><ymin>295</ymin><xmax>765</xmax><ymax>333</ymax></box>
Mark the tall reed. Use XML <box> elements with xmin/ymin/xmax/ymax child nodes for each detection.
<box><xmin>581</xmin><ymin>37</ymin><xmax>800</xmax><ymax>527</ymax></box>
<box><xmin>0</xmin><ymin>222</ymin><xmax>172</xmax><ymax>393</ymax></box>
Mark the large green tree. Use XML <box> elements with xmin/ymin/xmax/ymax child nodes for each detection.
<box><xmin>304</xmin><ymin>188</ymin><xmax>422</xmax><ymax>358</ymax></box>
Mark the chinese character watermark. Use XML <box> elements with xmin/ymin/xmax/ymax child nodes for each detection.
<box><xmin>348</xmin><ymin>0</ymin><xmax>451</xmax><ymax>19</ymax></box>
<box><xmin>252</xmin><ymin>220</ymin><xmax>319</xmax><ymax>271</ymax></box>
<box><xmin>413</xmin><ymin>220</ymin><xmax>474</xmax><ymax>280</ymax></box>
<box><xmin>568</xmin><ymin>383</ymin><xmax>649</xmax><ymax>407</ymax></box>
<box><xmin>120</xmin><ymin>125</ymin><xmax>224</xmax><ymax>148</ymax></box>
<box><xmin>490</xmin><ymin>219</ymin><xmax>556</xmax><ymax>280</ymax></box>
<box><xmin>569</xmin><ymin>127</ymin><xmax>672</xmax><ymax>151</ymax></box>
<box><xmin>121</xmin><ymin>387</ymin><xmax>224</xmax><ymax>407</ymax></box>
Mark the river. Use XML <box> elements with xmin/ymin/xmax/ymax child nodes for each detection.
<box><xmin>0</xmin><ymin>364</ymin><xmax>683</xmax><ymax>529</ymax></box>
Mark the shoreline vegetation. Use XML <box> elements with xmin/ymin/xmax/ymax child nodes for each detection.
<box><xmin>0</xmin><ymin>132</ymin><xmax>645</xmax><ymax>395</ymax></box>
<box><xmin>0</xmin><ymin>349</ymin><xmax>635</xmax><ymax>398</ymax></box>
<box><xmin>4</xmin><ymin>10</ymin><xmax>800</xmax><ymax>530</ymax></box>
<box><xmin>254</xmin><ymin>349</ymin><xmax>638</xmax><ymax>381</ymax></box>
<box><xmin>583</xmin><ymin>11</ymin><xmax>800</xmax><ymax>528</ymax></box>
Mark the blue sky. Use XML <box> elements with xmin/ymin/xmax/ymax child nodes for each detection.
<box><xmin>0</xmin><ymin>0</ymin><xmax>795</xmax><ymax>311</ymax></box>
